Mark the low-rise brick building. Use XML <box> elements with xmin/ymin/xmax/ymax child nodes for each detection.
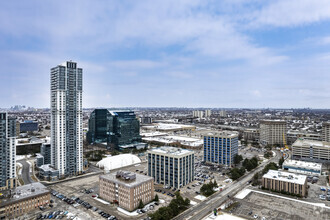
<box><xmin>0</xmin><ymin>182</ymin><xmax>50</xmax><ymax>219</ymax></box>
<box><xmin>262</xmin><ymin>170</ymin><xmax>307</xmax><ymax>197</ymax></box>
<box><xmin>99</xmin><ymin>171</ymin><xmax>154</xmax><ymax>211</ymax></box>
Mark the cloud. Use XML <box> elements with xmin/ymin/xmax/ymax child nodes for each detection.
<box><xmin>0</xmin><ymin>1</ymin><xmax>330</xmax><ymax>108</ymax></box>
<box><xmin>250</xmin><ymin>0</ymin><xmax>330</xmax><ymax>27</ymax></box>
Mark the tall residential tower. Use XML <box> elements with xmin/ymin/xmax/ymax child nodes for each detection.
<box><xmin>0</xmin><ymin>113</ymin><xmax>16</xmax><ymax>191</ymax></box>
<box><xmin>51</xmin><ymin>61</ymin><xmax>83</xmax><ymax>177</ymax></box>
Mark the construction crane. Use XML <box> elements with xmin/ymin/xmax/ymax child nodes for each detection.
<box><xmin>283</xmin><ymin>132</ymin><xmax>289</xmax><ymax>150</ymax></box>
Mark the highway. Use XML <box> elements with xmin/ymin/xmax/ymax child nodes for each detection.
<box><xmin>173</xmin><ymin>152</ymin><xmax>281</xmax><ymax>220</ymax></box>
<box><xmin>18</xmin><ymin>159</ymin><xmax>34</xmax><ymax>184</ymax></box>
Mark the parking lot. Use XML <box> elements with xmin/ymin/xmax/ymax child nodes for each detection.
<box><xmin>239</xmin><ymin>146</ymin><xmax>264</xmax><ymax>160</ymax></box>
<box><xmin>231</xmin><ymin>191</ymin><xmax>330</xmax><ymax>220</ymax></box>
<box><xmin>306</xmin><ymin>180</ymin><xmax>330</xmax><ymax>204</ymax></box>
<box><xmin>46</xmin><ymin>172</ymin><xmax>159</xmax><ymax>220</ymax></box>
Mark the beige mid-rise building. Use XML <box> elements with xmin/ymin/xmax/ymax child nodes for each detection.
<box><xmin>262</xmin><ymin>170</ymin><xmax>307</xmax><ymax>197</ymax></box>
<box><xmin>99</xmin><ymin>171</ymin><xmax>154</xmax><ymax>211</ymax></box>
<box><xmin>259</xmin><ymin>120</ymin><xmax>287</xmax><ymax>146</ymax></box>
<box><xmin>322</xmin><ymin>122</ymin><xmax>330</xmax><ymax>142</ymax></box>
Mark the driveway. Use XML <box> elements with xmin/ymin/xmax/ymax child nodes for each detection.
<box><xmin>18</xmin><ymin>159</ymin><xmax>34</xmax><ymax>184</ymax></box>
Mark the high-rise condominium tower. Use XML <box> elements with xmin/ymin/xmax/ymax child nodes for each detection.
<box><xmin>0</xmin><ymin>113</ymin><xmax>16</xmax><ymax>190</ymax></box>
<box><xmin>50</xmin><ymin>61</ymin><xmax>83</xmax><ymax>177</ymax></box>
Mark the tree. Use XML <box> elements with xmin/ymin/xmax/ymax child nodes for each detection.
<box><xmin>154</xmin><ymin>194</ymin><xmax>159</xmax><ymax>202</ymax></box>
<box><xmin>262</xmin><ymin>162</ymin><xmax>279</xmax><ymax>174</ymax></box>
<box><xmin>212</xmin><ymin>179</ymin><xmax>218</xmax><ymax>188</ymax></box>
<box><xmin>138</xmin><ymin>199</ymin><xmax>144</xmax><ymax>209</ymax></box>
<box><xmin>239</xmin><ymin>167</ymin><xmax>246</xmax><ymax>176</ymax></box>
<box><xmin>264</xmin><ymin>151</ymin><xmax>272</xmax><ymax>159</ymax></box>
<box><xmin>229</xmin><ymin>168</ymin><xmax>244</xmax><ymax>180</ymax></box>
<box><xmin>252</xmin><ymin>172</ymin><xmax>259</xmax><ymax>186</ymax></box>
<box><xmin>233</xmin><ymin>154</ymin><xmax>243</xmax><ymax>165</ymax></box>
<box><xmin>265</xmin><ymin>144</ymin><xmax>272</xmax><ymax>150</ymax></box>
<box><xmin>149</xmin><ymin>192</ymin><xmax>190</xmax><ymax>220</ymax></box>
<box><xmin>200</xmin><ymin>182</ymin><xmax>216</xmax><ymax>197</ymax></box>
<box><xmin>279</xmin><ymin>156</ymin><xmax>285</xmax><ymax>167</ymax></box>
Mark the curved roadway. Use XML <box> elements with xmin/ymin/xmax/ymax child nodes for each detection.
<box><xmin>18</xmin><ymin>159</ymin><xmax>34</xmax><ymax>184</ymax></box>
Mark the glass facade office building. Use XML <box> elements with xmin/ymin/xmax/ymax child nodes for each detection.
<box><xmin>203</xmin><ymin>131</ymin><xmax>238</xmax><ymax>167</ymax></box>
<box><xmin>0</xmin><ymin>113</ymin><xmax>16</xmax><ymax>190</ymax></box>
<box><xmin>147</xmin><ymin>147</ymin><xmax>194</xmax><ymax>189</ymax></box>
<box><xmin>87</xmin><ymin>109</ymin><xmax>114</xmax><ymax>144</ymax></box>
<box><xmin>87</xmin><ymin>109</ymin><xmax>141</xmax><ymax>150</ymax></box>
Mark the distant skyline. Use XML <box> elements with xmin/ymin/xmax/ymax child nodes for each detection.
<box><xmin>1</xmin><ymin>1</ymin><xmax>330</xmax><ymax>108</ymax></box>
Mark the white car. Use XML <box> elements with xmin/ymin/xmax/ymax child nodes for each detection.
<box><xmin>253</xmin><ymin>214</ymin><xmax>258</xmax><ymax>219</ymax></box>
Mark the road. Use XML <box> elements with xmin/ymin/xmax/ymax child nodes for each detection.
<box><xmin>18</xmin><ymin>159</ymin><xmax>34</xmax><ymax>185</ymax></box>
<box><xmin>173</xmin><ymin>152</ymin><xmax>281</xmax><ymax>220</ymax></box>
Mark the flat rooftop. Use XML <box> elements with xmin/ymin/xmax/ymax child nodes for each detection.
<box><xmin>0</xmin><ymin>182</ymin><xmax>49</xmax><ymax>207</ymax></box>
<box><xmin>263</xmin><ymin>170</ymin><xmax>307</xmax><ymax>185</ymax></box>
<box><xmin>143</xmin><ymin>123</ymin><xmax>196</xmax><ymax>131</ymax></box>
<box><xmin>148</xmin><ymin>146</ymin><xmax>194</xmax><ymax>156</ymax></box>
<box><xmin>283</xmin><ymin>159</ymin><xmax>322</xmax><ymax>170</ymax></box>
<box><xmin>292</xmin><ymin>138</ymin><xmax>330</xmax><ymax>148</ymax></box>
<box><xmin>260</xmin><ymin>120</ymin><xmax>286</xmax><ymax>124</ymax></box>
<box><xmin>100</xmin><ymin>172</ymin><xmax>153</xmax><ymax>188</ymax></box>
<box><xmin>39</xmin><ymin>164</ymin><xmax>59</xmax><ymax>172</ymax></box>
<box><xmin>142</xmin><ymin>135</ymin><xmax>202</xmax><ymax>147</ymax></box>
<box><xmin>203</xmin><ymin>130</ymin><xmax>238</xmax><ymax>138</ymax></box>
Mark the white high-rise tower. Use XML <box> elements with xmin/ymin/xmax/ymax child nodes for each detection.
<box><xmin>51</xmin><ymin>61</ymin><xmax>83</xmax><ymax>177</ymax></box>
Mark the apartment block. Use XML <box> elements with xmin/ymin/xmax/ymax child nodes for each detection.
<box><xmin>0</xmin><ymin>113</ymin><xmax>17</xmax><ymax>191</ymax></box>
<box><xmin>205</xmin><ymin>110</ymin><xmax>211</xmax><ymax>117</ymax></box>
<box><xmin>259</xmin><ymin>120</ymin><xmax>287</xmax><ymax>146</ymax></box>
<box><xmin>50</xmin><ymin>61</ymin><xmax>83</xmax><ymax>177</ymax></box>
<box><xmin>203</xmin><ymin>131</ymin><xmax>238</xmax><ymax>167</ymax></box>
<box><xmin>99</xmin><ymin>171</ymin><xmax>154</xmax><ymax>211</ymax></box>
<box><xmin>292</xmin><ymin>139</ymin><xmax>330</xmax><ymax>164</ymax></box>
<box><xmin>192</xmin><ymin>110</ymin><xmax>204</xmax><ymax>118</ymax></box>
<box><xmin>262</xmin><ymin>170</ymin><xmax>307</xmax><ymax>197</ymax></box>
<box><xmin>148</xmin><ymin>147</ymin><xmax>194</xmax><ymax>189</ymax></box>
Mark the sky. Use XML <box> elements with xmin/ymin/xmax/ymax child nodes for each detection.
<box><xmin>1</xmin><ymin>0</ymin><xmax>330</xmax><ymax>108</ymax></box>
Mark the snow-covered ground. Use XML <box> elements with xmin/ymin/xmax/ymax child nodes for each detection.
<box><xmin>16</xmin><ymin>154</ymin><xmax>32</xmax><ymax>161</ymax></box>
<box><xmin>190</xmin><ymin>200</ymin><xmax>198</xmax><ymax>205</ymax></box>
<box><xmin>17</xmin><ymin>163</ymin><xmax>22</xmax><ymax>175</ymax></box>
<box><xmin>117</xmin><ymin>207</ymin><xmax>139</xmax><ymax>216</ymax></box>
<box><xmin>204</xmin><ymin>213</ymin><xmax>246</xmax><ymax>220</ymax></box>
<box><xmin>26</xmin><ymin>161</ymin><xmax>32</xmax><ymax>172</ymax></box>
<box><xmin>195</xmin><ymin>195</ymin><xmax>207</xmax><ymax>201</ymax></box>
<box><xmin>94</xmin><ymin>197</ymin><xmax>110</xmax><ymax>205</ymax></box>
<box><xmin>234</xmin><ymin>189</ymin><xmax>252</xmax><ymax>199</ymax></box>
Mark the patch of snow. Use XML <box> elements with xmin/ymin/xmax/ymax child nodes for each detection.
<box><xmin>94</xmin><ymin>197</ymin><xmax>110</xmax><ymax>205</ymax></box>
<box><xmin>195</xmin><ymin>195</ymin><xmax>207</xmax><ymax>201</ymax></box>
<box><xmin>117</xmin><ymin>207</ymin><xmax>139</xmax><ymax>216</ymax></box>
<box><xmin>190</xmin><ymin>200</ymin><xmax>198</xmax><ymax>205</ymax></box>
<box><xmin>234</xmin><ymin>189</ymin><xmax>252</xmax><ymax>199</ymax></box>
<box><xmin>204</xmin><ymin>212</ymin><xmax>246</xmax><ymax>220</ymax></box>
